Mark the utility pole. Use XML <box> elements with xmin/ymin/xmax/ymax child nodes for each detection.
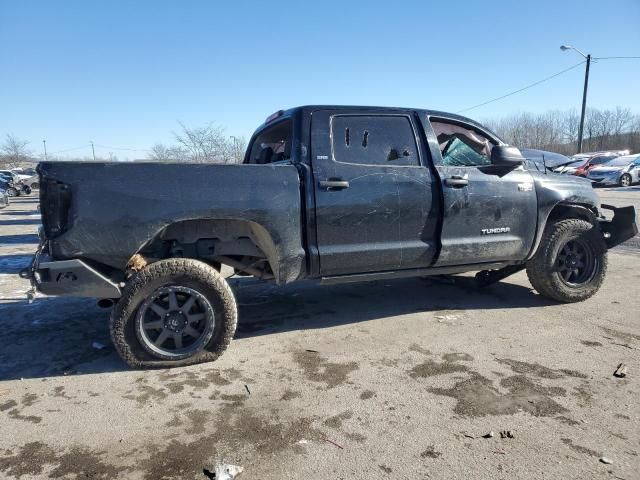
<box><xmin>90</xmin><ymin>141</ymin><xmax>96</xmax><ymax>161</ymax></box>
<box><xmin>576</xmin><ymin>54</ymin><xmax>591</xmax><ymax>154</ymax></box>
<box><xmin>42</xmin><ymin>139</ymin><xmax>48</xmax><ymax>161</ymax></box>
<box><xmin>560</xmin><ymin>45</ymin><xmax>592</xmax><ymax>154</ymax></box>
<box><xmin>230</xmin><ymin>135</ymin><xmax>238</xmax><ymax>163</ymax></box>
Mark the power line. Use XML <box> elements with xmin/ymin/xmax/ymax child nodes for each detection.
<box><xmin>456</xmin><ymin>61</ymin><xmax>586</xmax><ymax>114</ymax></box>
<box><xmin>48</xmin><ymin>144</ymin><xmax>91</xmax><ymax>155</ymax></box>
<box><xmin>94</xmin><ymin>143</ymin><xmax>151</xmax><ymax>152</ymax></box>
<box><xmin>593</xmin><ymin>56</ymin><xmax>640</xmax><ymax>60</ymax></box>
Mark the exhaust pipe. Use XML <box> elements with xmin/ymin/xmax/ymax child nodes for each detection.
<box><xmin>97</xmin><ymin>298</ymin><xmax>115</xmax><ymax>309</ymax></box>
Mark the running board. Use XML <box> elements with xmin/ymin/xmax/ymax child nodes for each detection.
<box><xmin>474</xmin><ymin>264</ymin><xmax>526</xmax><ymax>288</ymax></box>
<box><xmin>320</xmin><ymin>262</ymin><xmax>513</xmax><ymax>285</ymax></box>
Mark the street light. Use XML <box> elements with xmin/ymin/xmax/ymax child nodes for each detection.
<box><xmin>560</xmin><ymin>44</ymin><xmax>591</xmax><ymax>154</ymax></box>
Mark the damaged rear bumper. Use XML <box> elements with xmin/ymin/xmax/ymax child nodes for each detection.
<box><xmin>21</xmin><ymin>239</ymin><xmax>122</xmax><ymax>299</ymax></box>
<box><xmin>599</xmin><ymin>204</ymin><xmax>638</xmax><ymax>249</ymax></box>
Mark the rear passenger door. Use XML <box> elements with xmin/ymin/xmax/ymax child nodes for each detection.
<box><xmin>311</xmin><ymin>110</ymin><xmax>438</xmax><ymax>276</ymax></box>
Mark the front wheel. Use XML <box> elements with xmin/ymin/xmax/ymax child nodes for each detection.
<box><xmin>6</xmin><ymin>187</ymin><xmax>18</xmax><ymax>197</ymax></box>
<box><xmin>619</xmin><ymin>174</ymin><xmax>632</xmax><ymax>187</ymax></box>
<box><xmin>526</xmin><ymin>219</ymin><xmax>607</xmax><ymax>303</ymax></box>
<box><xmin>110</xmin><ymin>258</ymin><xmax>238</xmax><ymax>368</ymax></box>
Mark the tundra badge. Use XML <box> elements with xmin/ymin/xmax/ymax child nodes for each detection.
<box><xmin>481</xmin><ymin>227</ymin><xmax>511</xmax><ymax>235</ymax></box>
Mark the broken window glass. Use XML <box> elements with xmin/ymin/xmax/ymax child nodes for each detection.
<box><xmin>331</xmin><ymin>115</ymin><xmax>419</xmax><ymax>167</ymax></box>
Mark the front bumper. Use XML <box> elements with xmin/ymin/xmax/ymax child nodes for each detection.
<box><xmin>21</xmin><ymin>239</ymin><xmax>122</xmax><ymax>299</ymax></box>
<box><xmin>588</xmin><ymin>174</ymin><xmax>620</xmax><ymax>186</ymax></box>
<box><xmin>599</xmin><ymin>204</ymin><xmax>638</xmax><ymax>249</ymax></box>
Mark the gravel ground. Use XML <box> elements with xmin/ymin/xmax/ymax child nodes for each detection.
<box><xmin>0</xmin><ymin>190</ymin><xmax>638</xmax><ymax>480</ymax></box>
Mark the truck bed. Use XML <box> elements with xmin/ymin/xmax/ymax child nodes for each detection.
<box><xmin>38</xmin><ymin>161</ymin><xmax>306</xmax><ymax>283</ymax></box>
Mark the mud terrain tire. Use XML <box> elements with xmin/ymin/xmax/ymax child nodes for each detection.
<box><xmin>526</xmin><ymin>219</ymin><xmax>607</xmax><ymax>303</ymax></box>
<box><xmin>110</xmin><ymin>258</ymin><xmax>237</xmax><ymax>368</ymax></box>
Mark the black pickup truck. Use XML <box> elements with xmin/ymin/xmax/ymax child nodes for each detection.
<box><xmin>26</xmin><ymin>106</ymin><xmax>637</xmax><ymax>368</ymax></box>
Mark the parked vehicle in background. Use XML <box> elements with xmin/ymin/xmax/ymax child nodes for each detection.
<box><xmin>0</xmin><ymin>170</ymin><xmax>18</xmax><ymax>181</ymax></box>
<box><xmin>0</xmin><ymin>173</ymin><xmax>32</xmax><ymax>197</ymax></box>
<box><xmin>553</xmin><ymin>159</ymin><xmax>588</xmax><ymax>174</ymax></box>
<box><xmin>10</xmin><ymin>168</ymin><xmax>39</xmax><ymax>189</ymax></box>
<box><xmin>573</xmin><ymin>153</ymin><xmax>620</xmax><ymax>177</ymax></box>
<box><xmin>521</xmin><ymin>149</ymin><xmax>572</xmax><ymax>173</ymax></box>
<box><xmin>24</xmin><ymin>106</ymin><xmax>638</xmax><ymax>368</ymax></box>
<box><xmin>12</xmin><ymin>167</ymin><xmax>37</xmax><ymax>176</ymax></box>
<box><xmin>0</xmin><ymin>187</ymin><xmax>9</xmax><ymax>208</ymax></box>
<box><xmin>586</xmin><ymin>154</ymin><xmax>640</xmax><ymax>187</ymax></box>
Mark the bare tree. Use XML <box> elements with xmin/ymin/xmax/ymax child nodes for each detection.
<box><xmin>488</xmin><ymin>107</ymin><xmax>640</xmax><ymax>155</ymax></box>
<box><xmin>173</xmin><ymin>121</ymin><xmax>231</xmax><ymax>163</ymax></box>
<box><xmin>148</xmin><ymin>143</ymin><xmax>189</xmax><ymax>162</ymax></box>
<box><xmin>0</xmin><ymin>134</ymin><xmax>33</xmax><ymax>167</ymax></box>
<box><xmin>147</xmin><ymin>122</ymin><xmax>246</xmax><ymax>164</ymax></box>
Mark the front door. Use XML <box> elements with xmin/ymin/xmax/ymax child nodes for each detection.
<box><xmin>426</xmin><ymin>117</ymin><xmax>538</xmax><ymax>266</ymax></box>
<box><xmin>311</xmin><ymin>110</ymin><xmax>439</xmax><ymax>276</ymax></box>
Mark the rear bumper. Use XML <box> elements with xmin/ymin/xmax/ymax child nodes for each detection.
<box><xmin>34</xmin><ymin>258</ymin><xmax>122</xmax><ymax>298</ymax></box>
<box><xmin>21</xmin><ymin>239</ymin><xmax>122</xmax><ymax>298</ymax></box>
<box><xmin>599</xmin><ymin>204</ymin><xmax>638</xmax><ymax>249</ymax></box>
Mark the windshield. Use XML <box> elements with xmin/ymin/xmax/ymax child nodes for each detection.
<box><xmin>564</xmin><ymin>160</ymin><xmax>587</xmax><ymax>168</ymax></box>
<box><xmin>600</xmin><ymin>157</ymin><xmax>635</xmax><ymax>167</ymax></box>
<box><xmin>590</xmin><ymin>156</ymin><xmax>616</xmax><ymax>165</ymax></box>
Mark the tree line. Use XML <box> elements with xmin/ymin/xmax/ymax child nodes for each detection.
<box><xmin>483</xmin><ymin>106</ymin><xmax>640</xmax><ymax>155</ymax></box>
<box><xmin>0</xmin><ymin>122</ymin><xmax>247</xmax><ymax>167</ymax></box>
<box><xmin>2</xmin><ymin>106</ymin><xmax>639</xmax><ymax>167</ymax></box>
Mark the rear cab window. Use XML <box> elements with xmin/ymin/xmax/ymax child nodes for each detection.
<box><xmin>330</xmin><ymin>115</ymin><xmax>420</xmax><ymax>167</ymax></box>
<box><xmin>246</xmin><ymin>119</ymin><xmax>293</xmax><ymax>164</ymax></box>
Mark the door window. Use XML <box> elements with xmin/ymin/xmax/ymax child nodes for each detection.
<box><xmin>331</xmin><ymin>115</ymin><xmax>419</xmax><ymax>166</ymax></box>
<box><xmin>430</xmin><ymin>120</ymin><xmax>494</xmax><ymax>167</ymax></box>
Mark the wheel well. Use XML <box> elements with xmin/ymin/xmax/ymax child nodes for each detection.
<box><xmin>133</xmin><ymin>219</ymin><xmax>278</xmax><ymax>279</ymax></box>
<box><xmin>546</xmin><ymin>203</ymin><xmax>598</xmax><ymax>226</ymax></box>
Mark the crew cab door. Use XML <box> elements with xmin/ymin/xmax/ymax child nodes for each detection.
<box><xmin>311</xmin><ymin>110</ymin><xmax>438</xmax><ymax>276</ymax></box>
<box><xmin>424</xmin><ymin>117</ymin><xmax>537</xmax><ymax>266</ymax></box>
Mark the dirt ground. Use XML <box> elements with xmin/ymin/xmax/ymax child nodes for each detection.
<box><xmin>0</xmin><ymin>191</ymin><xmax>639</xmax><ymax>480</ymax></box>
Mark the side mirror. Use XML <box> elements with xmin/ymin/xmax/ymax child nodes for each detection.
<box><xmin>491</xmin><ymin>146</ymin><xmax>525</xmax><ymax>167</ymax></box>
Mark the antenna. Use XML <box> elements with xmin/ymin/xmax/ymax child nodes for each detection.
<box><xmin>542</xmin><ymin>153</ymin><xmax>547</xmax><ymax>173</ymax></box>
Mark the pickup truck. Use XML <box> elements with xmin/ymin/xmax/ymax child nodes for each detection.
<box><xmin>25</xmin><ymin>106</ymin><xmax>637</xmax><ymax>368</ymax></box>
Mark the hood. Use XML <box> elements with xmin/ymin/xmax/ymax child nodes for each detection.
<box><xmin>533</xmin><ymin>171</ymin><xmax>600</xmax><ymax>209</ymax></box>
<box><xmin>588</xmin><ymin>166</ymin><xmax>625</xmax><ymax>174</ymax></box>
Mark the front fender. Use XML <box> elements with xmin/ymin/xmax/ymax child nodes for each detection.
<box><xmin>527</xmin><ymin>173</ymin><xmax>600</xmax><ymax>259</ymax></box>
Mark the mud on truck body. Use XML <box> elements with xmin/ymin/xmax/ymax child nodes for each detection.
<box><xmin>23</xmin><ymin>106</ymin><xmax>637</xmax><ymax>368</ymax></box>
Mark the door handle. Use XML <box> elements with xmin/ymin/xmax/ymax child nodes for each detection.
<box><xmin>444</xmin><ymin>175</ymin><xmax>469</xmax><ymax>188</ymax></box>
<box><xmin>319</xmin><ymin>179</ymin><xmax>350</xmax><ymax>190</ymax></box>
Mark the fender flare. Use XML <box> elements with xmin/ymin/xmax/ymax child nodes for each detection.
<box><xmin>526</xmin><ymin>202</ymin><xmax>598</xmax><ymax>260</ymax></box>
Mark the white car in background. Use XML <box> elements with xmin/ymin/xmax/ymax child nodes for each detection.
<box><xmin>10</xmin><ymin>168</ymin><xmax>39</xmax><ymax>189</ymax></box>
<box><xmin>586</xmin><ymin>154</ymin><xmax>640</xmax><ymax>187</ymax></box>
<box><xmin>553</xmin><ymin>158</ymin><xmax>587</xmax><ymax>175</ymax></box>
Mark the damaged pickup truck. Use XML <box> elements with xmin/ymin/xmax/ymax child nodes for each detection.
<box><xmin>24</xmin><ymin>106</ymin><xmax>637</xmax><ymax>368</ymax></box>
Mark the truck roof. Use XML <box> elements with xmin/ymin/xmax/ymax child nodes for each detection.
<box><xmin>258</xmin><ymin>105</ymin><xmax>501</xmax><ymax>142</ymax></box>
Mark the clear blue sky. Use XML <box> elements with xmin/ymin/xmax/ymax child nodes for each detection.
<box><xmin>1</xmin><ymin>0</ymin><xmax>639</xmax><ymax>159</ymax></box>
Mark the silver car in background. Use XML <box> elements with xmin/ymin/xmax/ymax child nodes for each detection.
<box><xmin>0</xmin><ymin>188</ymin><xmax>9</xmax><ymax>208</ymax></box>
<box><xmin>586</xmin><ymin>154</ymin><xmax>640</xmax><ymax>187</ymax></box>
